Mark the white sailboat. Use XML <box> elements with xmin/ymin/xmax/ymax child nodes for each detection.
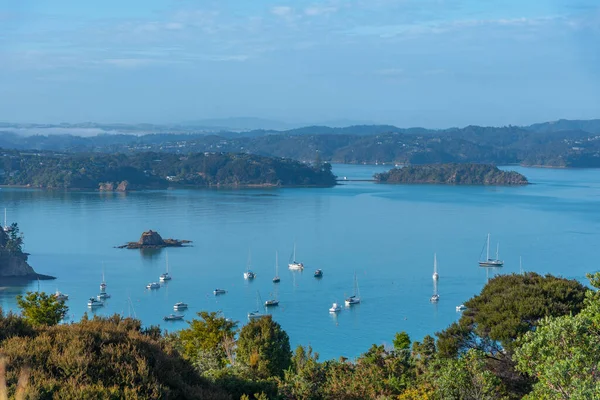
<box><xmin>288</xmin><ymin>242</ymin><xmax>304</xmax><ymax>270</ymax></box>
<box><xmin>160</xmin><ymin>252</ymin><xmax>172</xmax><ymax>282</ymax></box>
<box><xmin>273</xmin><ymin>251</ymin><xmax>280</xmax><ymax>283</ymax></box>
<box><xmin>345</xmin><ymin>272</ymin><xmax>361</xmax><ymax>306</ymax></box>
<box><xmin>244</xmin><ymin>251</ymin><xmax>255</xmax><ymax>280</ymax></box>
<box><xmin>432</xmin><ymin>253</ymin><xmax>439</xmax><ymax>280</ymax></box>
<box><xmin>88</xmin><ymin>298</ymin><xmax>104</xmax><ymax>308</ymax></box>
<box><xmin>478</xmin><ymin>233</ymin><xmax>504</xmax><ymax>267</ymax></box>
<box><xmin>54</xmin><ymin>290</ymin><xmax>69</xmax><ymax>302</ymax></box>
<box><xmin>329</xmin><ymin>302</ymin><xmax>342</xmax><ymax>313</ymax></box>
<box><xmin>248</xmin><ymin>291</ymin><xmax>266</xmax><ymax>319</ymax></box>
<box><xmin>3</xmin><ymin>208</ymin><xmax>12</xmax><ymax>232</ymax></box>
<box><xmin>100</xmin><ymin>264</ymin><xmax>107</xmax><ymax>292</ymax></box>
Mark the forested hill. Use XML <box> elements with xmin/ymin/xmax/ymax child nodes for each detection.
<box><xmin>374</xmin><ymin>164</ymin><xmax>529</xmax><ymax>185</ymax></box>
<box><xmin>0</xmin><ymin>150</ymin><xmax>336</xmax><ymax>189</ymax></box>
<box><xmin>1</xmin><ymin>119</ymin><xmax>600</xmax><ymax>167</ymax></box>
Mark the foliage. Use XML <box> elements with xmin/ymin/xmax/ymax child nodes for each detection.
<box><xmin>513</xmin><ymin>272</ymin><xmax>600</xmax><ymax>399</ymax></box>
<box><xmin>0</xmin><ymin>314</ymin><xmax>230</xmax><ymax>400</ymax></box>
<box><xmin>431</xmin><ymin>350</ymin><xmax>509</xmax><ymax>400</ymax></box>
<box><xmin>2</xmin><ymin>223</ymin><xmax>24</xmax><ymax>254</ymax></box>
<box><xmin>437</xmin><ymin>273</ymin><xmax>587</xmax><ymax>357</ymax></box>
<box><xmin>236</xmin><ymin>316</ymin><xmax>292</xmax><ymax>379</ymax></box>
<box><xmin>16</xmin><ymin>292</ymin><xmax>68</xmax><ymax>326</ymax></box>
<box><xmin>176</xmin><ymin>311</ymin><xmax>238</xmax><ymax>371</ymax></box>
<box><xmin>374</xmin><ymin>164</ymin><xmax>528</xmax><ymax>185</ymax></box>
<box><xmin>393</xmin><ymin>331</ymin><xmax>411</xmax><ymax>351</ymax></box>
<box><xmin>0</xmin><ymin>150</ymin><xmax>336</xmax><ymax>189</ymax></box>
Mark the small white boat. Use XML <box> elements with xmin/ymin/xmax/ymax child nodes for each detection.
<box><xmin>479</xmin><ymin>234</ymin><xmax>504</xmax><ymax>267</ymax></box>
<box><xmin>97</xmin><ymin>292</ymin><xmax>111</xmax><ymax>300</ymax></box>
<box><xmin>244</xmin><ymin>251</ymin><xmax>256</xmax><ymax>280</ymax></box>
<box><xmin>174</xmin><ymin>302</ymin><xmax>188</xmax><ymax>311</ymax></box>
<box><xmin>288</xmin><ymin>242</ymin><xmax>305</xmax><ymax>270</ymax></box>
<box><xmin>87</xmin><ymin>298</ymin><xmax>104</xmax><ymax>308</ymax></box>
<box><xmin>163</xmin><ymin>314</ymin><xmax>184</xmax><ymax>321</ymax></box>
<box><xmin>430</xmin><ymin>294</ymin><xmax>440</xmax><ymax>303</ymax></box>
<box><xmin>314</xmin><ymin>269</ymin><xmax>323</xmax><ymax>278</ymax></box>
<box><xmin>432</xmin><ymin>253</ymin><xmax>439</xmax><ymax>280</ymax></box>
<box><xmin>54</xmin><ymin>290</ymin><xmax>69</xmax><ymax>302</ymax></box>
<box><xmin>265</xmin><ymin>298</ymin><xmax>279</xmax><ymax>307</ymax></box>
<box><xmin>456</xmin><ymin>304</ymin><xmax>467</xmax><ymax>311</ymax></box>
<box><xmin>345</xmin><ymin>272</ymin><xmax>361</xmax><ymax>306</ymax></box>
<box><xmin>146</xmin><ymin>282</ymin><xmax>160</xmax><ymax>290</ymax></box>
<box><xmin>159</xmin><ymin>252</ymin><xmax>172</xmax><ymax>281</ymax></box>
<box><xmin>213</xmin><ymin>288</ymin><xmax>227</xmax><ymax>295</ymax></box>
<box><xmin>329</xmin><ymin>302</ymin><xmax>342</xmax><ymax>313</ymax></box>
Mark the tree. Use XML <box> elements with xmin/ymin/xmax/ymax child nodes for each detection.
<box><xmin>432</xmin><ymin>350</ymin><xmax>508</xmax><ymax>400</ymax></box>
<box><xmin>513</xmin><ymin>272</ymin><xmax>600</xmax><ymax>399</ymax></box>
<box><xmin>16</xmin><ymin>291</ymin><xmax>68</xmax><ymax>326</ymax></box>
<box><xmin>236</xmin><ymin>316</ymin><xmax>291</xmax><ymax>378</ymax></box>
<box><xmin>4</xmin><ymin>223</ymin><xmax>24</xmax><ymax>254</ymax></box>
<box><xmin>176</xmin><ymin>311</ymin><xmax>238</xmax><ymax>370</ymax></box>
<box><xmin>393</xmin><ymin>331</ymin><xmax>411</xmax><ymax>351</ymax></box>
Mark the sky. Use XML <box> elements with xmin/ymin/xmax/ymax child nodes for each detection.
<box><xmin>0</xmin><ymin>0</ymin><xmax>599</xmax><ymax>128</ymax></box>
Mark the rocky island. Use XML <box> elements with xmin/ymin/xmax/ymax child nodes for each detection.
<box><xmin>0</xmin><ymin>224</ymin><xmax>54</xmax><ymax>280</ymax></box>
<box><xmin>118</xmin><ymin>230</ymin><xmax>191</xmax><ymax>249</ymax></box>
<box><xmin>374</xmin><ymin>163</ymin><xmax>529</xmax><ymax>185</ymax></box>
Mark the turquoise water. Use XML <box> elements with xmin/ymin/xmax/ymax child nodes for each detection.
<box><xmin>1</xmin><ymin>164</ymin><xmax>599</xmax><ymax>360</ymax></box>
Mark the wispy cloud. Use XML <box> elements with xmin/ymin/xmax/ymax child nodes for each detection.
<box><xmin>304</xmin><ymin>6</ymin><xmax>338</xmax><ymax>17</ymax></box>
<box><xmin>376</xmin><ymin>68</ymin><xmax>404</xmax><ymax>76</ymax></box>
<box><xmin>271</xmin><ymin>6</ymin><xmax>294</xmax><ymax>18</ymax></box>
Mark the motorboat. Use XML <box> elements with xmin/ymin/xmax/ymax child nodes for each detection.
<box><xmin>456</xmin><ymin>304</ymin><xmax>467</xmax><ymax>311</ymax></box>
<box><xmin>265</xmin><ymin>299</ymin><xmax>279</xmax><ymax>307</ymax></box>
<box><xmin>247</xmin><ymin>311</ymin><xmax>265</xmax><ymax>320</ymax></box>
<box><xmin>146</xmin><ymin>282</ymin><xmax>160</xmax><ymax>290</ymax></box>
<box><xmin>54</xmin><ymin>290</ymin><xmax>69</xmax><ymax>302</ymax></box>
<box><xmin>87</xmin><ymin>298</ymin><xmax>104</xmax><ymax>308</ymax></box>
<box><xmin>163</xmin><ymin>314</ymin><xmax>184</xmax><ymax>321</ymax></box>
<box><xmin>244</xmin><ymin>251</ymin><xmax>255</xmax><ymax>280</ymax></box>
<box><xmin>97</xmin><ymin>292</ymin><xmax>111</xmax><ymax>300</ymax></box>
<box><xmin>329</xmin><ymin>302</ymin><xmax>342</xmax><ymax>313</ymax></box>
<box><xmin>173</xmin><ymin>302</ymin><xmax>188</xmax><ymax>311</ymax></box>
<box><xmin>430</xmin><ymin>294</ymin><xmax>440</xmax><ymax>303</ymax></box>
<box><xmin>213</xmin><ymin>288</ymin><xmax>227</xmax><ymax>295</ymax></box>
<box><xmin>314</xmin><ymin>269</ymin><xmax>323</xmax><ymax>278</ymax></box>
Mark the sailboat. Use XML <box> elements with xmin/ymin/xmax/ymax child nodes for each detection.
<box><xmin>244</xmin><ymin>251</ymin><xmax>255</xmax><ymax>280</ymax></box>
<box><xmin>288</xmin><ymin>242</ymin><xmax>304</xmax><ymax>270</ymax></box>
<box><xmin>430</xmin><ymin>278</ymin><xmax>440</xmax><ymax>302</ymax></box>
<box><xmin>273</xmin><ymin>251</ymin><xmax>280</xmax><ymax>283</ymax></box>
<box><xmin>478</xmin><ymin>234</ymin><xmax>504</xmax><ymax>267</ymax></box>
<box><xmin>3</xmin><ymin>208</ymin><xmax>12</xmax><ymax>232</ymax></box>
<box><xmin>100</xmin><ymin>264</ymin><xmax>107</xmax><ymax>292</ymax></box>
<box><xmin>248</xmin><ymin>291</ymin><xmax>266</xmax><ymax>319</ymax></box>
<box><xmin>345</xmin><ymin>272</ymin><xmax>361</xmax><ymax>306</ymax></box>
<box><xmin>160</xmin><ymin>252</ymin><xmax>172</xmax><ymax>281</ymax></box>
<box><xmin>432</xmin><ymin>253</ymin><xmax>439</xmax><ymax>280</ymax></box>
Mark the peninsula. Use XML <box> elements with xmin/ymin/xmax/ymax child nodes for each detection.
<box><xmin>118</xmin><ymin>230</ymin><xmax>191</xmax><ymax>249</ymax></box>
<box><xmin>0</xmin><ymin>150</ymin><xmax>337</xmax><ymax>190</ymax></box>
<box><xmin>374</xmin><ymin>163</ymin><xmax>529</xmax><ymax>185</ymax></box>
<box><xmin>0</xmin><ymin>223</ymin><xmax>54</xmax><ymax>279</ymax></box>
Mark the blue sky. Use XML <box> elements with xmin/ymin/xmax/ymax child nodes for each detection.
<box><xmin>1</xmin><ymin>0</ymin><xmax>599</xmax><ymax>127</ymax></box>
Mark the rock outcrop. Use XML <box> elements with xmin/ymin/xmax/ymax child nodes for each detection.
<box><xmin>118</xmin><ymin>230</ymin><xmax>191</xmax><ymax>249</ymax></box>
<box><xmin>99</xmin><ymin>181</ymin><xmax>130</xmax><ymax>192</ymax></box>
<box><xmin>0</xmin><ymin>226</ymin><xmax>54</xmax><ymax>279</ymax></box>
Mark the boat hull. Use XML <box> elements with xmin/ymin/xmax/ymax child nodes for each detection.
<box><xmin>478</xmin><ymin>261</ymin><xmax>504</xmax><ymax>267</ymax></box>
<box><xmin>288</xmin><ymin>263</ymin><xmax>304</xmax><ymax>271</ymax></box>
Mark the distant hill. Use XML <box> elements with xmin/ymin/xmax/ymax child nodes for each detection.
<box><xmin>374</xmin><ymin>164</ymin><xmax>529</xmax><ymax>185</ymax></box>
<box><xmin>525</xmin><ymin>119</ymin><xmax>600</xmax><ymax>134</ymax></box>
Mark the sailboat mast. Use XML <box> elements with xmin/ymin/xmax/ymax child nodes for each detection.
<box><xmin>496</xmin><ymin>243</ymin><xmax>499</xmax><ymax>260</ymax></box>
<box><xmin>520</xmin><ymin>256</ymin><xmax>523</xmax><ymax>275</ymax></box>
<box><xmin>166</xmin><ymin>251</ymin><xmax>169</xmax><ymax>273</ymax></box>
<box><xmin>293</xmin><ymin>243</ymin><xmax>296</xmax><ymax>262</ymax></box>
<box><xmin>486</xmin><ymin>234</ymin><xmax>490</xmax><ymax>260</ymax></box>
<box><xmin>275</xmin><ymin>251</ymin><xmax>279</xmax><ymax>275</ymax></box>
<box><xmin>434</xmin><ymin>253</ymin><xmax>437</xmax><ymax>274</ymax></box>
<box><xmin>3</xmin><ymin>208</ymin><xmax>6</xmax><ymax>228</ymax></box>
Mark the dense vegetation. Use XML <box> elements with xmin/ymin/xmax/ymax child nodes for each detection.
<box><xmin>1</xmin><ymin>271</ymin><xmax>595</xmax><ymax>399</ymax></box>
<box><xmin>0</xmin><ymin>150</ymin><xmax>336</xmax><ymax>189</ymax></box>
<box><xmin>374</xmin><ymin>164</ymin><xmax>529</xmax><ymax>185</ymax></box>
<box><xmin>2</xmin><ymin>119</ymin><xmax>600</xmax><ymax>167</ymax></box>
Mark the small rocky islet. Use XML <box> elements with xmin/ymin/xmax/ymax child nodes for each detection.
<box><xmin>118</xmin><ymin>230</ymin><xmax>191</xmax><ymax>249</ymax></box>
<box><xmin>0</xmin><ymin>225</ymin><xmax>54</xmax><ymax>280</ymax></box>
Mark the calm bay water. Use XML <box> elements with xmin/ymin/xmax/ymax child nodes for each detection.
<box><xmin>1</xmin><ymin>164</ymin><xmax>599</xmax><ymax>360</ymax></box>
